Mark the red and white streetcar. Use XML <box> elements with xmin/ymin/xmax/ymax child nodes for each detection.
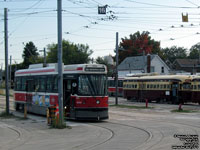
<box><xmin>14</xmin><ymin>63</ymin><xmax>108</xmax><ymax>120</ymax></box>
<box><xmin>107</xmin><ymin>77</ymin><xmax>124</xmax><ymax>97</ymax></box>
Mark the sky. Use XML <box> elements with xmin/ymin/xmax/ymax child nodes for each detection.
<box><xmin>1</xmin><ymin>0</ymin><xmax>200</xmax><ymax>68</ymax></box>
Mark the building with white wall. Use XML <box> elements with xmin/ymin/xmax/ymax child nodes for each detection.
<box><xmin>118</xmin><ymin>55</ymin><xmax>170</xmax><ymax>77</ymax></box>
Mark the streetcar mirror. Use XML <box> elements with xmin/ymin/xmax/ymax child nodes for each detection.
<box><xmin>72</xmin><ymin>82</ymin><xmax>77</xmax><ymax>95</ymax></box>
<box><xmin>72</xmin><ymin>82</ymin><xmax>77</xmax><ymax>87</ymax></box>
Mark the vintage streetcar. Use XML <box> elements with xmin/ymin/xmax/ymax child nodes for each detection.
<box><xmin>123</xmin><ymin>75</ymin><xmax>200</xmax><ymax>104</ymax></box>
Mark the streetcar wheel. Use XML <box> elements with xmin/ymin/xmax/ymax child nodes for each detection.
<box><xmin>127</xmin><ymin>97</ymin><xmax>131</xmax><ymax>100</ymax></box>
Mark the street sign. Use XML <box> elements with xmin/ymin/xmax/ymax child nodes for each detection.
<box><xmin>98</xmin><ymin>6</ymin><xmax>106</xmax><ymax>14</ymax></box>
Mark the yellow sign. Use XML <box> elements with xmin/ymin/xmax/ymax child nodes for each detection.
<box><xmin>182</xmin><ymin>13</ymin><xmax>188</xmax><ymax>22</ymax></box>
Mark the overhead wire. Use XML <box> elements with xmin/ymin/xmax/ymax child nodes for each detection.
<box><xmin>124</xmin><ymin>0</ymin><xmax>199</xmax><ymax>8</ymax></box>
<box><xmin>1</xmin><ymin>0</ymin><xmax>200</xmax><ymax>56</ymax></box>
<box><xmin>185</xmin><ymin>0</ymin><xmax>199</xmax><ymax>7</ymax></box>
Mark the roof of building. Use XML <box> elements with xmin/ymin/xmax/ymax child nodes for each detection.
<box><xmin>174</xmin><ymin>59</ymin><xmax>200</xmax><ymax>68</ymax></box>
<box><xmin>118</xmin><ymin>54</ymin><xmax>169</xmax><ymax>70</ymax></box>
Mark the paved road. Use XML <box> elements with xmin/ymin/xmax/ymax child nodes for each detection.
<box><xmin>0</xmin><ymin>95</ymin><xmax>199</xmax><ymax>150</ymax></box>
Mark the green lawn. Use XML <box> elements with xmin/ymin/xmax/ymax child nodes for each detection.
<box><xmin>171</xmin><ymin>109</ymin><xmax>198</xmax><ymax>113</ymax></box>
<box><xmin>109</xmin><ymin>104</ymin><xmax>153</xmax><ymax>109</ymax></box>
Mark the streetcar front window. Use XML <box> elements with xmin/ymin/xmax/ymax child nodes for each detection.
<box><xmin>78</xmin><ymin>75</ymin><xmax>107</xmax><ymax>96</ymax></box>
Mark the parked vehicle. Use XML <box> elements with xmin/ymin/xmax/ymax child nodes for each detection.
<box><xmin>107</xmin><ymin>77</ymin><xmax>124</xmax><ymax>97</ymax></box>
<box><xmin>123</xmin><ymin>75</ymin><xmax>197</xmax><ymax>104</ymax></box>
<box><xmin>14</xmin><ymin>63</ymin><xmax>108</xmax><ymax>120</ymax></box>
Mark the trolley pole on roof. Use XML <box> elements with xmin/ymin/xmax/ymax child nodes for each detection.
<box><xmin>57</xmin><ymin>0</ymin><xmax>64</xmax><ymax>125</ymax></box>
<box><xmin>4</xmin><ymin>8</ymin><xmax>9</xmax><ymax>115</ymax></box>
<box><xmin>115</xmin><ymin>32</ymin><xmax>119</xmax><ymax>105</ymax></box>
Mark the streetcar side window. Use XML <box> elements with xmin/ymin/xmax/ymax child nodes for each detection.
<box><xmin>52</xmin><ymin>77</ymin><xmax>58</xmax><ymax>92</ymax></box>
<box><xmin>118</xmin><ymin>80</ymin><xmax>123</xmax><ymax>87</ymax></box>
<box><xmin>15</xmin><ymin>77</ymin><xmax>21</xmax><ymax>91</ymax></box>
<box><xmin>34</xmin><ymin>77</ymin><xmax>39</xmax><ymax>92</ymax></box>
<box><xmin>21</xmin><ymin>77</ymin><xmax>26</xmax><ymax>91</ymax></box>
<box><xmin>46</xmin><ymin>76</ymin><xmax>53</xmax><ymax>92</ymax></box>
<box><xmin>39</xmin><ymin>76</ymin><xmax>46</xmax><ymax>92</ymax></box>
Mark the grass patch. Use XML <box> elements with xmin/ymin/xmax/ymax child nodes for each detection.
<box><xmin>110</xmin><ymin>104</ymin><xmax>153</xmax><ymax>109</ymax></box>
<box><xmin>16</xmin><ymin>116</ymin><xmax>29</xmax><ymax>120</ymax></box>
<box><xmin>49</xmin><ymin>118</ymin><xmax>71</xmax><ymax>129</ymax></box>
<box><xmin>0</xmin><ymin>93</ymin><xmax>13</xmax><ymax>97</ymax></box>
<box><xmin>0</xmin><ymin>111</ymin><xmax>15</xmax><ymax>118</ymax></box>
<box><xmin>0</xmin><ymin>111</ymin><xmax>28</xmax><ymax>120</ymax></box>
<box><xmin>171</xmin><ymin>109</ymin><xmax>198</xmax><ymax>113</ymax></box>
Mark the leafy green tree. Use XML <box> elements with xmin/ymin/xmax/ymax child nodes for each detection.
<box><xmin>96</xmin><ymin>57</ymin><xmax>107</xmax><ymax>65</ymax></box>
<box><xmin>47</xmin><ymin>40</ymin><xmax>93</xmax><ymax>64</ymax></box>
<box><xmin>95</xmin><ymin>56</ymin><xmax>113</xmax><ymax>76</ymax></box>
<box><xmin>119</xmin><ymin>31</ymin><xmax>161</xmax><ymax>63</ymax></box>
<box><xmin>22</xmin><ymin>41</ymin><xmax>39</xmax><ymax>68</ymax></box>
<box><xmin>161</xmin><ymin>46</ymin><xmax>187</xmax><ymax>63</ymax></box>
<box><xmin>188</xmin><ymin>43</ymin><xmax>200</xmax><ymax>59</ymax></box>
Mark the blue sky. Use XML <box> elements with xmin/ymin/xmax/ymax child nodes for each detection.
<box><xmin>1</xmin><ymin>0</ymin><xmax>200</xmax><ymax>68</ymax></box>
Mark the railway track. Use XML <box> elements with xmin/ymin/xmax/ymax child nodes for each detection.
<box><xmin>109</xmin><ymin>111</ymin><xmax>200</xmax><ymax>150</ymax></box>
<box><xmin>86</xmin><ymin>121</ymin><xmax>151</xmax><ymax>150</ymax></box>
<box><xmin>77</xmin><ymin>123</ymin><xmax>115</xmax><ymax>150</ymax></box>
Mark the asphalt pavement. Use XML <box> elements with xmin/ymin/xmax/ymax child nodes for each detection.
<box><xmin>0</xmin><ymin>96</ymin><xmax>200</xmax><ymax>150</ymax></box>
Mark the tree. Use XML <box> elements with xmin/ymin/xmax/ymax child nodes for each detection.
<box><xmin>119</xmin><ymin>31</ymin><xmax>161</xmax><ymax>63</ymax></box>
<box><xmin>95</xmin><ymin>56</ymin><xmax>114</xmax><ymax>76</ymax></box>
<box><xmin>47</xmin><ymin>40</ymin><xmax>93</xmax><ymax>64</ymax></box>
<box><xmin>188</xmin><ymin>43</ymin><xmax>200</xmax><ymax>59</ymax></box>
<box><xmin>161</xmin><ymin>46</ymin><xmax>187</xmax><ymax>63</ymax></box>
<box><xmin>22</xmin><ymin>41</ymin><xmax>39</xmax><ymax>68</ymax></box>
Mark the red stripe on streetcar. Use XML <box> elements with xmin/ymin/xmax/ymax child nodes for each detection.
<box><xmin>77</xmin><ymin>67</ymin><xmax>83</xmax><ymax>70</ymax></box>
<box><xmin>16</xmin><ymin>69</ymin><xmax>55</xmax><ymax>75</ymax></box>
<box><xmin>64</xmin><ymin>67</ymin><xmax>83</xmax><ymax>71</ymax></box>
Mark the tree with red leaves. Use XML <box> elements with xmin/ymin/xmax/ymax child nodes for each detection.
<box><xmin>119</xmin><ymin>31</ymin><xmax>161</xmax><ymax>63</ymax></box>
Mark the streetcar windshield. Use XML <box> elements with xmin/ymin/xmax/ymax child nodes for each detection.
<box><xmin>78</xmin><ymin>74</ymin><xmax>107</xmax><ymax>96</ymax></box>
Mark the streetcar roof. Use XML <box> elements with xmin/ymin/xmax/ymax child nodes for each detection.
<box><xmin>107</xmin><ymin>77</ymin><xmax>124</xmax><ymax>80</ymax></box>
<box><xmin>191</xmin><ymin>75</ymin><xmax>200</xmax><ymax>81</ymax></box>
<box><xmin>124</xmin><ymin>75</ymin><xmax>193</xmax><ymax>82</ymax></box>
<box><xmin>15</xmin><ymin>64</ymin><xmax>107</xmax><ymax>76</ymax></box>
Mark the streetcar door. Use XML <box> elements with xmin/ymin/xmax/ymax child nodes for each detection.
<box><xmin>63</xmin><ymin>80</ymin><xmax>71</xmax><ymax>116</ymax></box>
<box><xmin>63</xmin><ymin>79</ymin><xmax>77</xmax><ymax>118</ymax></box>
<box><xmin>172</xmin><ymin>82</ymin><xmax>179</xmax><ymax>104</ymax></box>
<box><xmin>69</xmin><ymin>80</ymin><xmax>77</xmax><ymax>118</ymax></box>
<box><xmin>138</xmin><ymin>83</ymin><xmax>144</xmax><ymax>101</ymax></box>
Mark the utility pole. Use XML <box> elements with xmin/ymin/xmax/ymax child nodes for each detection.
<box><xmin>115</xmin><ymin>32</ymin><xmax>119</xmax><ymax>105</ymax></box>
<box><xmin>44</xmin><ymin>48</ymin><xmax>46</xmax><ymax>67</ymax></box>
<box><xmin>9</xmin><ymin>55</ymin><xmax>12</xmax><ymax>88</ymax></box>
<box><xmin>4</xmin><ymin>8</ymin><xmax>9</xmax><ymax>115</ymax></box>
<box><xmin>39</xmin><ymin>48</ymin><xmax>46</xmax><ymax>67</ymax></box>
<box><xmin>0</xmin><ymin>64</ymin><xmax>2</xmax><ymax>87</ymax></box>
<box><xmin>57</xmin><ymin>0</ymin><xmax>64</xmax><ymax>125</ymax></box>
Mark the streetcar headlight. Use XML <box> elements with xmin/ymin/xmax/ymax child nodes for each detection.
<box><xmin>96</xmin><ymin>100</ymin><xmax>100</xmax><ymax>104</ymax></box>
